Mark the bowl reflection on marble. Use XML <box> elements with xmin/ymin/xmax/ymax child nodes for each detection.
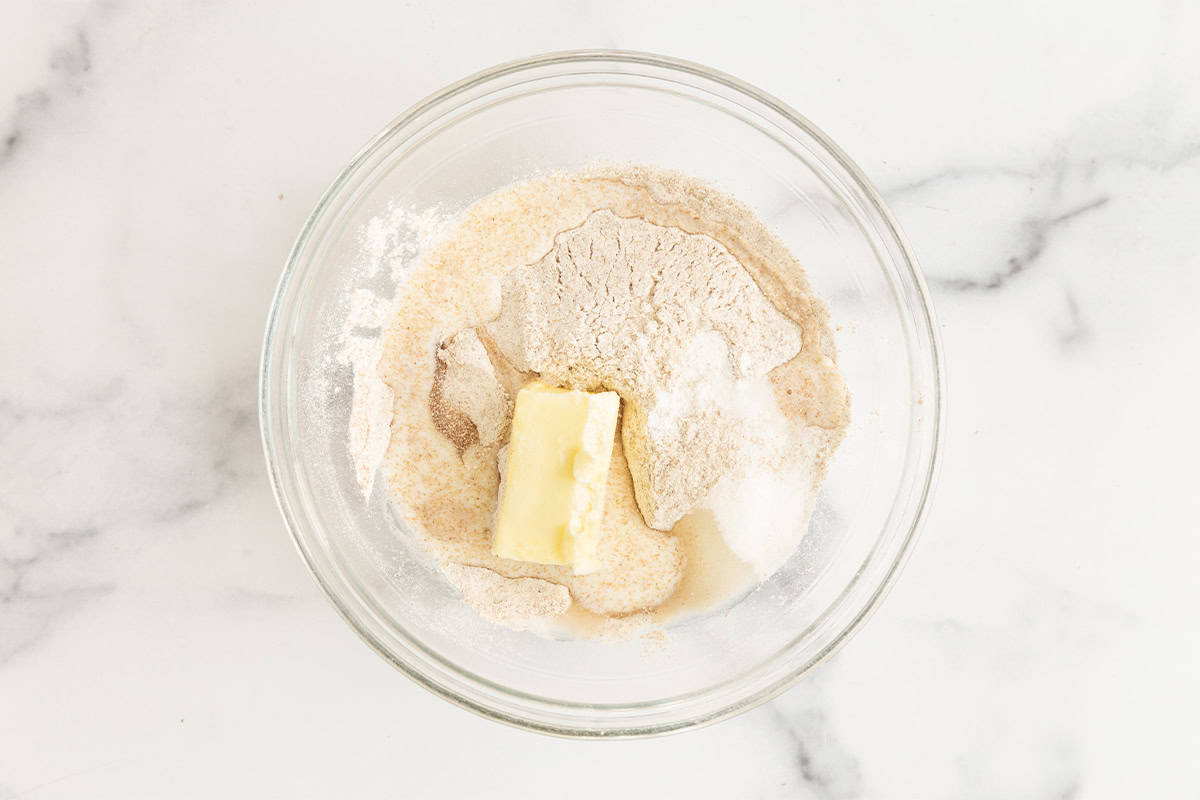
<box><xmin>259</xmin><ymin>50</ymin><xmax>943</xmax><ymax>737</ymax></box>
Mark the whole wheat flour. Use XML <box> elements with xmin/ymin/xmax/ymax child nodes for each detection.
<box><xmin>372</xmin><ymin>164</ymin><xmax>850</xmax><ymax>639</ymax></box>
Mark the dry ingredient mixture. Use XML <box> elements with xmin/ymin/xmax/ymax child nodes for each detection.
<box><xmin>367</xmin><ymin>164</ymin><xmax>850</xmax><ymax>639</ymax></box>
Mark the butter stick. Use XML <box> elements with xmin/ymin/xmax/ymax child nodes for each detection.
<box><xmin>492</xmin><ymin>382</ymin><xmax>619</xmax><ymax>574</ymax></box>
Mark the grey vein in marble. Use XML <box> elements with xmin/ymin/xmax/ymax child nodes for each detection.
<box><xmin>884</xmin><ymin>164</ymin><xmax>1037</xmax><ymax>198</ymax></box>
<box><xmin>0</xmin><ymin>0</ymin><xmax>116</xmax><ymax>168</ymax></box>
<box><xmin>0</xmin><ymin>524</ymin><xmax>113</xmax><ymax>666</ymax></box>
<box><xmin>0</xmin><ymin>369</ymin><xmax>261</xmax><ymax>668</ymax></box>
<box><xmin>882</xmin><ymin>115</ymin><xmax>1200</xmax><ymax>300</ymax></box>
<box><xmin>932</xmin><ymin>195</ymin><xmax>1110</xmax><ymax>292</ymax></box>
<box><xmin>760</xmin><ymin>699</ymin><xmax>862</xmax><ymax>799</ymax></box>
<box><xmin>1056</xmin><ymin>291</ymin><xmax>1089</xmax><ymax>350</ymax></box>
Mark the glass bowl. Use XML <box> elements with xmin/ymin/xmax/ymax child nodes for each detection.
<box><xmin>259</xmin><ymin>50</ymin><xmax>943</xmax><ymax>737</ymax></box>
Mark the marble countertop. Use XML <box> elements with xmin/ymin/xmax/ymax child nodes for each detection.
<box><xmin>3</xmin><ymin>1</ymin><xmax>1198</xmax><ymax>797</ymax></box>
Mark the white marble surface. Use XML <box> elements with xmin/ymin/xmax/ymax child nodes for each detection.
<box><xmin>2</xmin><ymin>0</ymin><xmax>1198</xmax><ymax>796</ymax></box>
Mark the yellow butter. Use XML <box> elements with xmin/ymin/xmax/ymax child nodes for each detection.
<box><xmin>492</xmin><ymin>382</ymin><xmax>619</xmax><ymax>574</ymax></box>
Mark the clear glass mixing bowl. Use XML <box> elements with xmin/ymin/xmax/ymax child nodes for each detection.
<box><xmin>260</xmin><ymin>51</ymin><xmax>943</xmax><ymax>737</ymax></box>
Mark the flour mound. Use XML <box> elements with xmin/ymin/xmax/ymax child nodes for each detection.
<box><xmin>441</xmin><ymin>563</ymin><xmax>571</xmax><ymax>632</ymax></box>
<box><xmin>487</xmin><ymin>210</ymin><xmax>803</xmax><ymax>530</ymax></box>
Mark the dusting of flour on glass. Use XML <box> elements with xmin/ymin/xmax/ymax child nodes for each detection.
<box><xmin>341</xmin><ymin>202</ymin><xmax>452</xmax><ymax>498</ymax></box>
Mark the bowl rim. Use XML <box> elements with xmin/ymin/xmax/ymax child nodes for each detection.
<box><xmin>259</xmin><ymin>48</ymin><xmax>945</xmax><ymax>738</ymax></box>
